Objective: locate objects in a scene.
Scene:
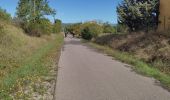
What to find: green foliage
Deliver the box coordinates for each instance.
[103,22,116,33]
[16,0,30,21]
[26,18,53,36]
[81,27,93,40]
[65,23,82,37]
[0,8,11,21]
[26,22,41,36]
[65,22,103,40]
[116,24,129,33]
[81,22,103,40]
[16,0,55,22]
[53,19,62,33]
[16,0,56,36]
[39,18,53,35]
[117,0,159,31]
[72,23,82,36]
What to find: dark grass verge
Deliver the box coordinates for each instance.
[0,34,64,99]
[86,41,170,91]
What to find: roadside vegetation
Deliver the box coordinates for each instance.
[91,32,170,90]
[0,0,63,99]
[88,41,170,88]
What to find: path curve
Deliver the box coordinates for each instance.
[55,37,170,100]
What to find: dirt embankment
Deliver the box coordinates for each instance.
[95,32,170,73]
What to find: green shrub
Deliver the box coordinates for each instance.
[65,23,82,37]
[103,23,116,33]
[12,17,27,30]
[81,27,93,40]
[26,18,53,36]
[26,22,41,37]
[39,18,53,35]
[81,22,103,40]
[53,19,62,33]
[117,24,129,33]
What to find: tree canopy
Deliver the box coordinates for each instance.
[16,0,56,36]
[16,0,56,22]
[117,0,159,31]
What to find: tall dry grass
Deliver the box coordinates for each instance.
[0,20,53,78]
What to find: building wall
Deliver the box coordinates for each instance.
[158,0,170,31]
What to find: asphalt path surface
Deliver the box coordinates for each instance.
[55,37,170,100]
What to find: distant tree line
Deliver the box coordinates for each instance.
[117,0,159,32]
[65,22,116,40]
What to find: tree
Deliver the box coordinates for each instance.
[117,0,159,31]
[81,22,103,39]
[16,0,55,22]
[16,0,30,21]
[16,0,56,36]
[53,19,62,33]
[81,27,93,40]
[64,23,82,37]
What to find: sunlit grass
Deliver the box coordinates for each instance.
[0,21,64,99]
[0,34,63,99]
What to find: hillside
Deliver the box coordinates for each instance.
[95,32,170,74]
[0,21,46,74]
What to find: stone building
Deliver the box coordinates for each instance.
[158,0,170,31]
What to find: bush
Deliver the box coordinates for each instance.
[117,24,129,33]
[103,23,116,33]
[26,18,53,36]
[39,18,53,35]
[65,23,82,37]
[27,22,42,37]
[81,27,93,40]
[12,17,27,29]
[53,19,62,33]
[81,22,103,40]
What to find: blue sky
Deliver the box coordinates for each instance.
[0,0,121,24]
